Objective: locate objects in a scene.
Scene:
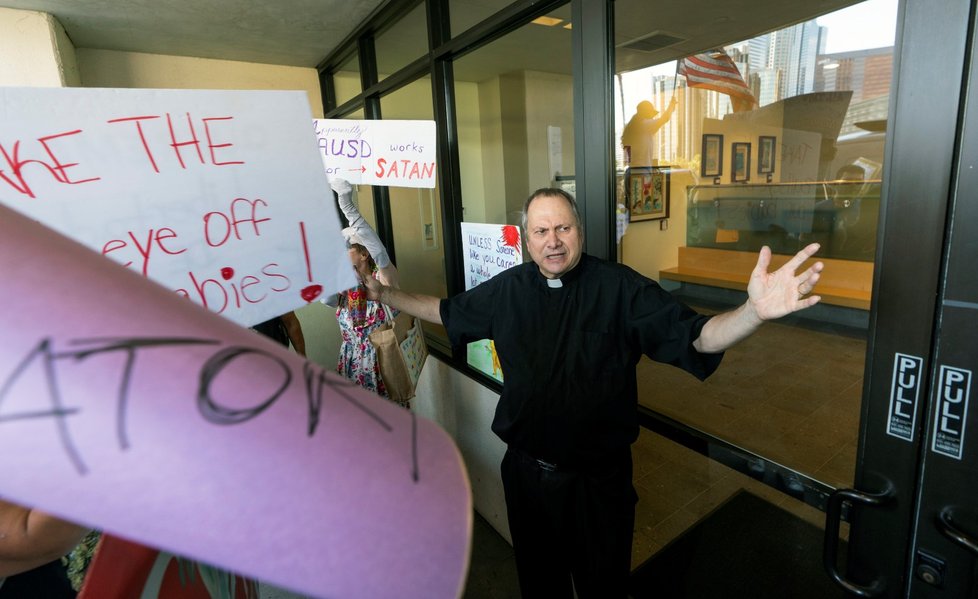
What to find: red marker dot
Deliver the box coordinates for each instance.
[220,267,235,280]
[301,284,323,302]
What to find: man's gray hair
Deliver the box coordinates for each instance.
[520,188,584,235]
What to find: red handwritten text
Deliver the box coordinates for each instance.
[107,113,245,173]
[374,158,435,180]
[203,198,271,247]
[102,227,187,277]
[176,263,291,314]
[0,130,101,198]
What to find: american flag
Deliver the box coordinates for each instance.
[678,49,757,112]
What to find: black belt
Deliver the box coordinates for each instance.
[509,447,560,472]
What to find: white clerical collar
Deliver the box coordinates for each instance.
[547,278,563,288]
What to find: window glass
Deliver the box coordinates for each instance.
[333,54,362,107]
[375,2,429,78]
[378,79,448,347]
[613,0,896,566]
[449,0,517,36]
[453,6,572,381]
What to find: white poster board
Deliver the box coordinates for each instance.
[0,87,353,327]
[314,118,437,188]
[460,222,522,382]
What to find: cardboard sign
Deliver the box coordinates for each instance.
[313,119,437,188]
[0,87,354,327]
[0,204,472,599]
[460,222,522,383]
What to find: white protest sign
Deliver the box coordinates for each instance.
[0,87,354,327]
[460,222,522,383]
[314,118,437,188]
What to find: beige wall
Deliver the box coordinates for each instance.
[621,169,695,280]
[0,7,78,86]
[475,70,575,227]
[76,48,324,117]
[476,76,507,224]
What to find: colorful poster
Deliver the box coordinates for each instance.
[460,222,522,383]
[0,87,353,327]
[0,204,471,599]
[313,119,437,188]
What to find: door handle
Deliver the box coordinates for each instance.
[937,507,978,556]
[823,486,893,597]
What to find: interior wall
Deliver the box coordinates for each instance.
[76,48,325,117]
[621,168,694,280]
[499,73,530,224]
[456,81,489,223]
[412,356,509,542]
[524,70,574,191]
[477,76,508,224]
[0,8,76,86]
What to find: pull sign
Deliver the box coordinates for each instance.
[887,353,923,442]
[931,365,972,460]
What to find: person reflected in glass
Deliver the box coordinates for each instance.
[621,97,678,168]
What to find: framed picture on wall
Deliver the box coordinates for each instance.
[626,166,670,221]
[758,135,776,174]
[701,134,723,178]
[732,142,751,182]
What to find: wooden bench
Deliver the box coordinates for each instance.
[659,247,873,310]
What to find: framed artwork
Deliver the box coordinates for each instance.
[758,135,776,174]
[701,134,723,178]
[626,166,670,221]
[732,142,751,183]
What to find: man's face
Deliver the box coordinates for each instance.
[525,194,582,279]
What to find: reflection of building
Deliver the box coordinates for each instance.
[816,47,893,136]
[744,21,826,104]
[816,47,893,101]
[749,68,782,106]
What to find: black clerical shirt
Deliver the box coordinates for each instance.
[440,253,722,469]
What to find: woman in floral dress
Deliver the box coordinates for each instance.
[329,178,405,407]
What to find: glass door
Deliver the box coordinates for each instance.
[609,0,974,596]
[831,0,978,595]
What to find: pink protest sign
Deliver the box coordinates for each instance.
[0,204,472,598]
[0,87,355,327]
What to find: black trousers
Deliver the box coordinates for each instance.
[501,446,637,599]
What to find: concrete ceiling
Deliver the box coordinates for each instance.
[0,0,386,67]
[0,0,862,77]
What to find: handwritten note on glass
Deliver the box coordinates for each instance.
[460,222,522,383]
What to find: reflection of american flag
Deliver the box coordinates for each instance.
[679,49,757,112]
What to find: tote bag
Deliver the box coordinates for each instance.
[368,306,428,403]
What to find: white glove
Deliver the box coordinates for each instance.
[331,177,391,269]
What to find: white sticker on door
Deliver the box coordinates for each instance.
[887,353,923,442]
[932,365,972,460]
